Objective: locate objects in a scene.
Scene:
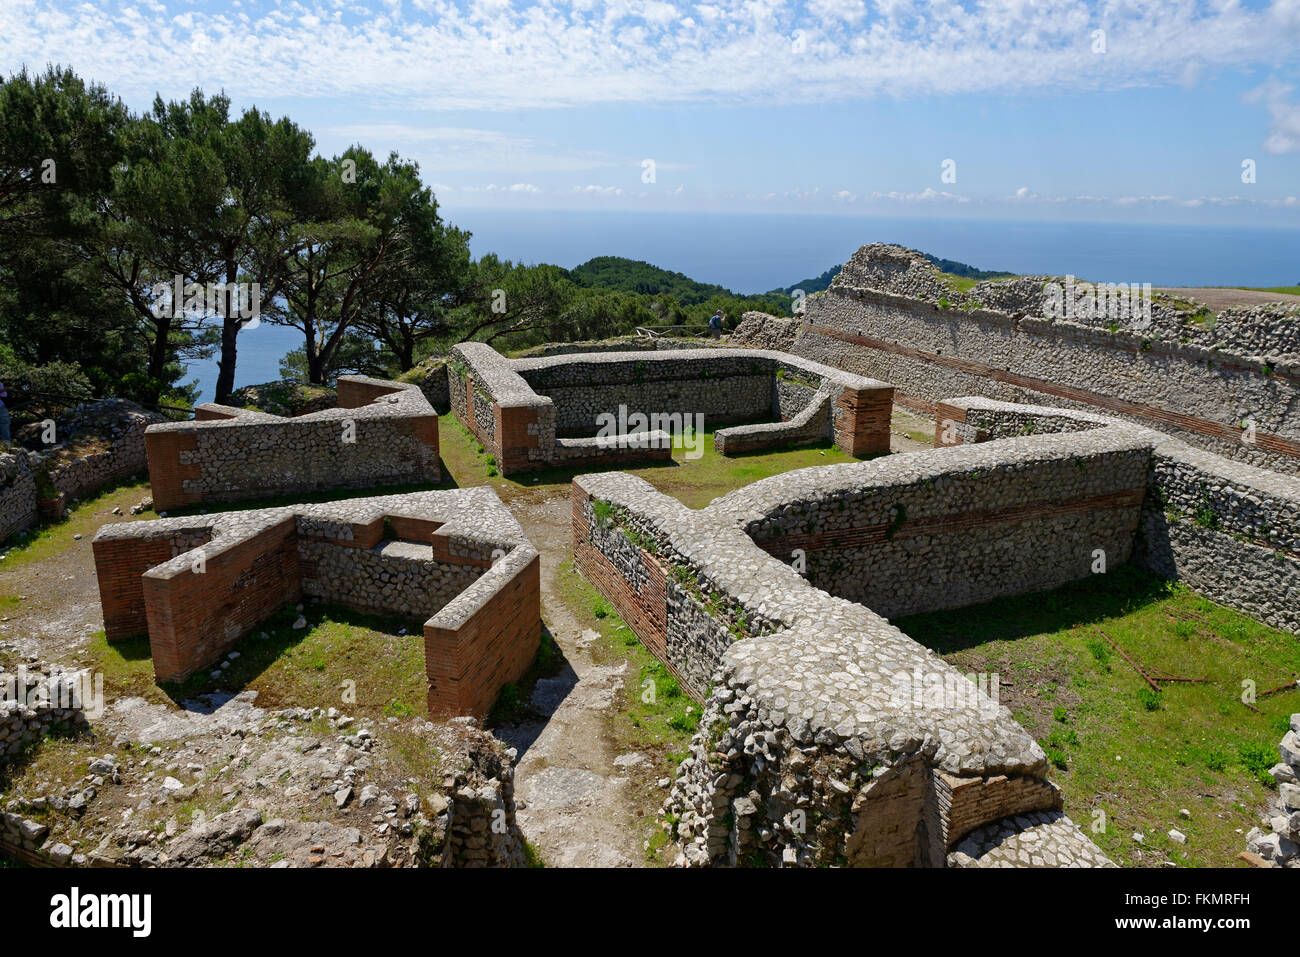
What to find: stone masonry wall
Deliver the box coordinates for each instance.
[1,665,91,761]
[733,243,1300,474]
[93,488,540,716]
[720,429,1149,618]
[938,396,1300,637]
[1,400,160,542]
[145,376,440,510]
[571,469,1107,868]
[452,341,893,473]
[514,352,774,435]
[0,450,37,542]
[299,538,484,620]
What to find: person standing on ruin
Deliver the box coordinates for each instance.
[708,310,726,339]
[0,380,9,444]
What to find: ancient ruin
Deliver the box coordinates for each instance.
[448,341,893,473]
[571,339,1300,866]
[92,488,540,717]
[5,241,1299,870]
[734,244,1300,474]
[144,375,440,510]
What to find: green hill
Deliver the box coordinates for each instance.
[771,266,841,297]
[566,256,736,305]
[922,254,1016,280]
[564,250,1015,315]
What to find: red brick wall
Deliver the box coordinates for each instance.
[835,383,894,456]
[401,414,441,480]
[144,431,202,510]
[194,406,241,421]
[497,405,543,475]
[143,518,302,683]
[337,378,401,409]
[570,483,713,699]
[94,536,178,641]
[387,516,442,542]
[571,485,669,660]
[932,401,986,447]
[424,554,541,718]
[845,758,931,866]
[934,771,1061,848]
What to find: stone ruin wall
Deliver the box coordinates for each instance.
[0,664,95,867]
[571,455,1123,868]
[0,450,37,541]
[450,341,893,475]
[572,404,1300,866]
[732,243,1300,475]
[0,399,161,541]
[718,429,1148,620]
[513,351,775,435]
[939,397,1300,637]
[91,489,541,719]
[144,375,440,511]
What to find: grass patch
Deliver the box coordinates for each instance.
[437,415,867,511]
[88,605,429,720]
[0,477,151,566]
[896,564,1300,868]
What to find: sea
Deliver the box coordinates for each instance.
[185,212,1300,403]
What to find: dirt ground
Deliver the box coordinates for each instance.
[1156,287,1300,311]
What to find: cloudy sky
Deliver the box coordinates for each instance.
[2,0,1299,224]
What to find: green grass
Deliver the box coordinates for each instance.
[89,604,429,718]
[0,477,151,565]
[437,414,868,510]
[935,272,981,294]
[896,564,1300,868]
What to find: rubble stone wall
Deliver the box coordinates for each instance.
[0,450,36,541]
[145,376,440,510]
[731,243,1300,473]
[939,396,1300,637]
[452,342,893,474]
[571,463,1112,868]
[1,400,161,542]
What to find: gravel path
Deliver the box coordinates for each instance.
[494,496,646,868]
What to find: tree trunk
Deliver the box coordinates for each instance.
[397,328,414,371]
[214,258,241,405]
[145,314,172,404]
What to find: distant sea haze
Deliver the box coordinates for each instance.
[186,212,1300,403]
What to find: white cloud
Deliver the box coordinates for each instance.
[319,123,632,173]
[1245,79,1300,154]
[1,0,1297,111]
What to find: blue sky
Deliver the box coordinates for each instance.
[2,0,1299,225]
